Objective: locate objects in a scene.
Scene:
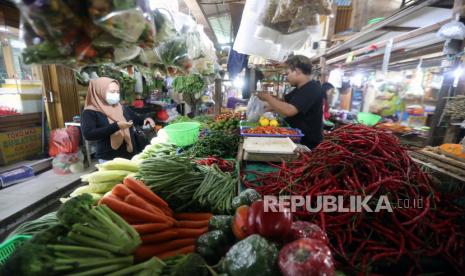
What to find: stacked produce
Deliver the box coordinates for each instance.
[138,156,205,211]
[99,177,210,261]
[132,141,178,162]
[244,124,465,274]
[186,131,240,158]
[207,113,241,132]
[194,157,236,173]
[138,155,239,214]
[243,126,299,135]
[1,194,166,275]
[62,158,138,203]
[194,165,238,214]
[194,190,336,276]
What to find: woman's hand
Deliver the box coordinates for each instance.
[118,120,133,129]
[144,117,156,128]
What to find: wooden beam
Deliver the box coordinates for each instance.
[214,78,222,116]
[1,43,16,78]
[183,0,218,46]
[229,3,244,38]
[326,19,451,65]
[380,26,419,32]
[350,0,369,32]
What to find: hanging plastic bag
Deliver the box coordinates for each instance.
[87,0,156,46]
[53,151,84,175]
[49,127,81,157]
[153,9,177,45]
[437,20,465,40]
[155,36,192,71]
[246,95,267,122]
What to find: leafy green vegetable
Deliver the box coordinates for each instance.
[172,74,205,95]
[1,194,143,275]
[185,131,240,158]
[7,212,59,239]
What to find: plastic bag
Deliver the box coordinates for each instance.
[437,21,465,40]
[14,0,153,66]
[246,95,267,122]
[258,0,330,34]
[49,127,81,157]
[153,9,177,45]
[155,36,191,71]
[53,151,84,175]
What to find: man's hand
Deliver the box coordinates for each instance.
[256,92,272,102]
[144,117,156,128]
[117,120,133,129]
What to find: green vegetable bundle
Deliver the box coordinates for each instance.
[7,212,58,239]
[186,131,240,158]
[194,166,238,214]
[172,74,205,95]
[138,156,205,211]
[1,194,149,275]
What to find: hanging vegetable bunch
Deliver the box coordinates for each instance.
[172,74,205,95]
[172,74,206,106]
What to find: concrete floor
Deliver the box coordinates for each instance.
[0,164,96,239]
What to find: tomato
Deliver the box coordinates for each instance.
[232,205,250,240]
[279,238,335,276]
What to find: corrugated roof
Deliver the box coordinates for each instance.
[209,15,232,44]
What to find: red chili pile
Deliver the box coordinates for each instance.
[194,157,235,172]
[244,124,464,274]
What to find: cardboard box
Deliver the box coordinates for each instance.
[0,127,42,165]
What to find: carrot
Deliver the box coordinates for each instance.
[156,245,195,259]
[141,230,178,243]
[174,213,213,221]
[131,223,173,234]
[112,184,134,200]
[120,215,144,224]
[174,220,209,228]
[124,194,167,218]
[159,205,174,217]
[100,196,166,223]
[123,177,169,208]
[174,227,208,239]
[134,239,195,261]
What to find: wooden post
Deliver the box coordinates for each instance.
[214,78,222,116]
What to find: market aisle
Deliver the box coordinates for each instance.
[0,164,96,238]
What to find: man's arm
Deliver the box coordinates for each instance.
[257,92,298,117]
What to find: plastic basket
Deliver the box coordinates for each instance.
[0,235,32,265]
[357,112,382,126]
[163,122,201,147]
[240,127,304,143]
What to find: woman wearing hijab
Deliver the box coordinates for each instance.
[81,77,155,162]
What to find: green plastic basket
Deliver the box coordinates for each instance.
[357,112,382,126]
[164,122,201,147]
[0,235,32,265]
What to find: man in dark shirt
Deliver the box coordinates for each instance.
[257,55,323,148]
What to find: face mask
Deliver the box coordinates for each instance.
[106,93,120,105]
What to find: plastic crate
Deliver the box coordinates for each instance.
[0,235,32,265]
[240,127,304,143]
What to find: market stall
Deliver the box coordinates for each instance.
[1,0,465,275]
